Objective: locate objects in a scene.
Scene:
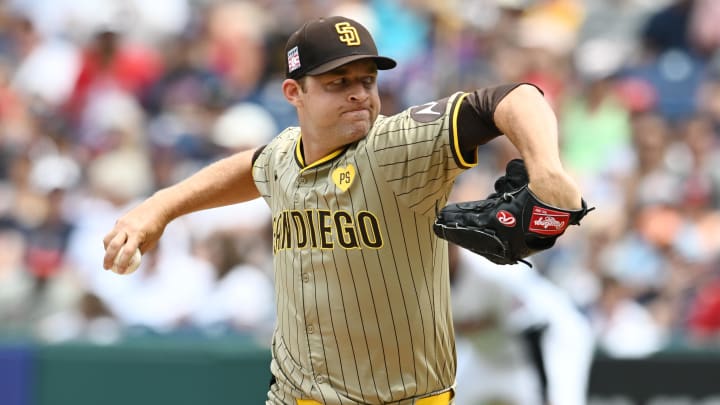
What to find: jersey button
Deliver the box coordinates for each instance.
[307,325,314,334]
[302,273,310,283]
[316,375,326,384]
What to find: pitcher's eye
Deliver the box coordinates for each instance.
[362,76,376,88]
[326,78,346,90]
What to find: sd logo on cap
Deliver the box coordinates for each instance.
[284,16,396,80]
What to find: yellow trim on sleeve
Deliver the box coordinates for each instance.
[451,92,478,169]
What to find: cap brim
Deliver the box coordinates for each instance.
[306,54,397,76]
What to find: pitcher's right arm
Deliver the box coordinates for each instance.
[102,147,261,270]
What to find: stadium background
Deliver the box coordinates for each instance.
[1,0,720,403]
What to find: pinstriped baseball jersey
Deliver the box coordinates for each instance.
[253,91,476,405]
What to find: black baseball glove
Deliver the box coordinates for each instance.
[433,159,592,265]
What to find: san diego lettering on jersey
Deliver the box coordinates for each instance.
[272,209,384,253]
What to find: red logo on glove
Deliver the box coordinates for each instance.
[496,210,516,227]
[529,206,569,235]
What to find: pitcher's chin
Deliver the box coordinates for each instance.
[341,121,372,141]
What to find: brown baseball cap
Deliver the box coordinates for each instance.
[285,16,397,79]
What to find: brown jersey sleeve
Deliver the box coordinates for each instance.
[456,83,544,161]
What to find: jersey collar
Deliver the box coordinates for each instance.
[295,135,350,173]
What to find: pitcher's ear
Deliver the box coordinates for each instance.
[282,78,305,107]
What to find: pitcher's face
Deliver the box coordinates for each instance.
[295,59,381,143]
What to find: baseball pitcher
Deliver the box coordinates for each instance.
[103,16,586,405]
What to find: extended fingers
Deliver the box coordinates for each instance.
[102,230,128,270]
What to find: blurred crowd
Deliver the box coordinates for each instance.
[1,0,720,357]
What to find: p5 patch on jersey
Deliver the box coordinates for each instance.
[332,164,355,192]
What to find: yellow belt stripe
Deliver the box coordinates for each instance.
[297,391,451,405]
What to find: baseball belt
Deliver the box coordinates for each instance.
[297,390,452,404]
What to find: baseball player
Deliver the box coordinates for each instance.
[103,16,583,405]
[450,244,595,405]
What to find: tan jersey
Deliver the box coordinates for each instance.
[253,91,476,405]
